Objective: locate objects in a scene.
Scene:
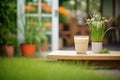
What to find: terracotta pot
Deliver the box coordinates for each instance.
[5,45,14,57]
[41,42,48,51]
[21,44,36,57]
[0,45,14,57]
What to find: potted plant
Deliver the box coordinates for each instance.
[0,25,16,57]
[20,16,41,57]
[87,14,113,53]
[0,27,7,56]
[40,32,48,51]
[5,28,16,57]
[21,4,44,57]
[0,0,16,57]
[39,22,52,51]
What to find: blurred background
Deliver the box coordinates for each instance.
[0,0,120,56]
[58,0,120,51]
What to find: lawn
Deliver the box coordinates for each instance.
[0,57,119,80]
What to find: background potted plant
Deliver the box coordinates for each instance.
[21,4,47,57]
[39,22,49,51]
[40,32,48,51]
[4,28,15,57]
[87,14,113,53]
[0,0,16,57]
[20,16,41,57]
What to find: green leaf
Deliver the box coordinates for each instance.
[100,49,110,54]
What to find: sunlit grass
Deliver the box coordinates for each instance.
[0,57,118,80]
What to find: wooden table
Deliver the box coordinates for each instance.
[47,50,120,66]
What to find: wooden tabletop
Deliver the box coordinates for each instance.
[47,50,120,60]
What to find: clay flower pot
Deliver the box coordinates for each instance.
[21,44,36,57]
[5,45,14,57]
[41,42,48,51]
[0,45,14,57]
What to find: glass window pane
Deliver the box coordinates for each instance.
[25,0,39,14]
[24,0,53,52]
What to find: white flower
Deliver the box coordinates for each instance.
[87,19,90,22]
[104,20,109,22]
[91,18,95,21]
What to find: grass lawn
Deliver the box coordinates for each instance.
[0,57,119,80]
